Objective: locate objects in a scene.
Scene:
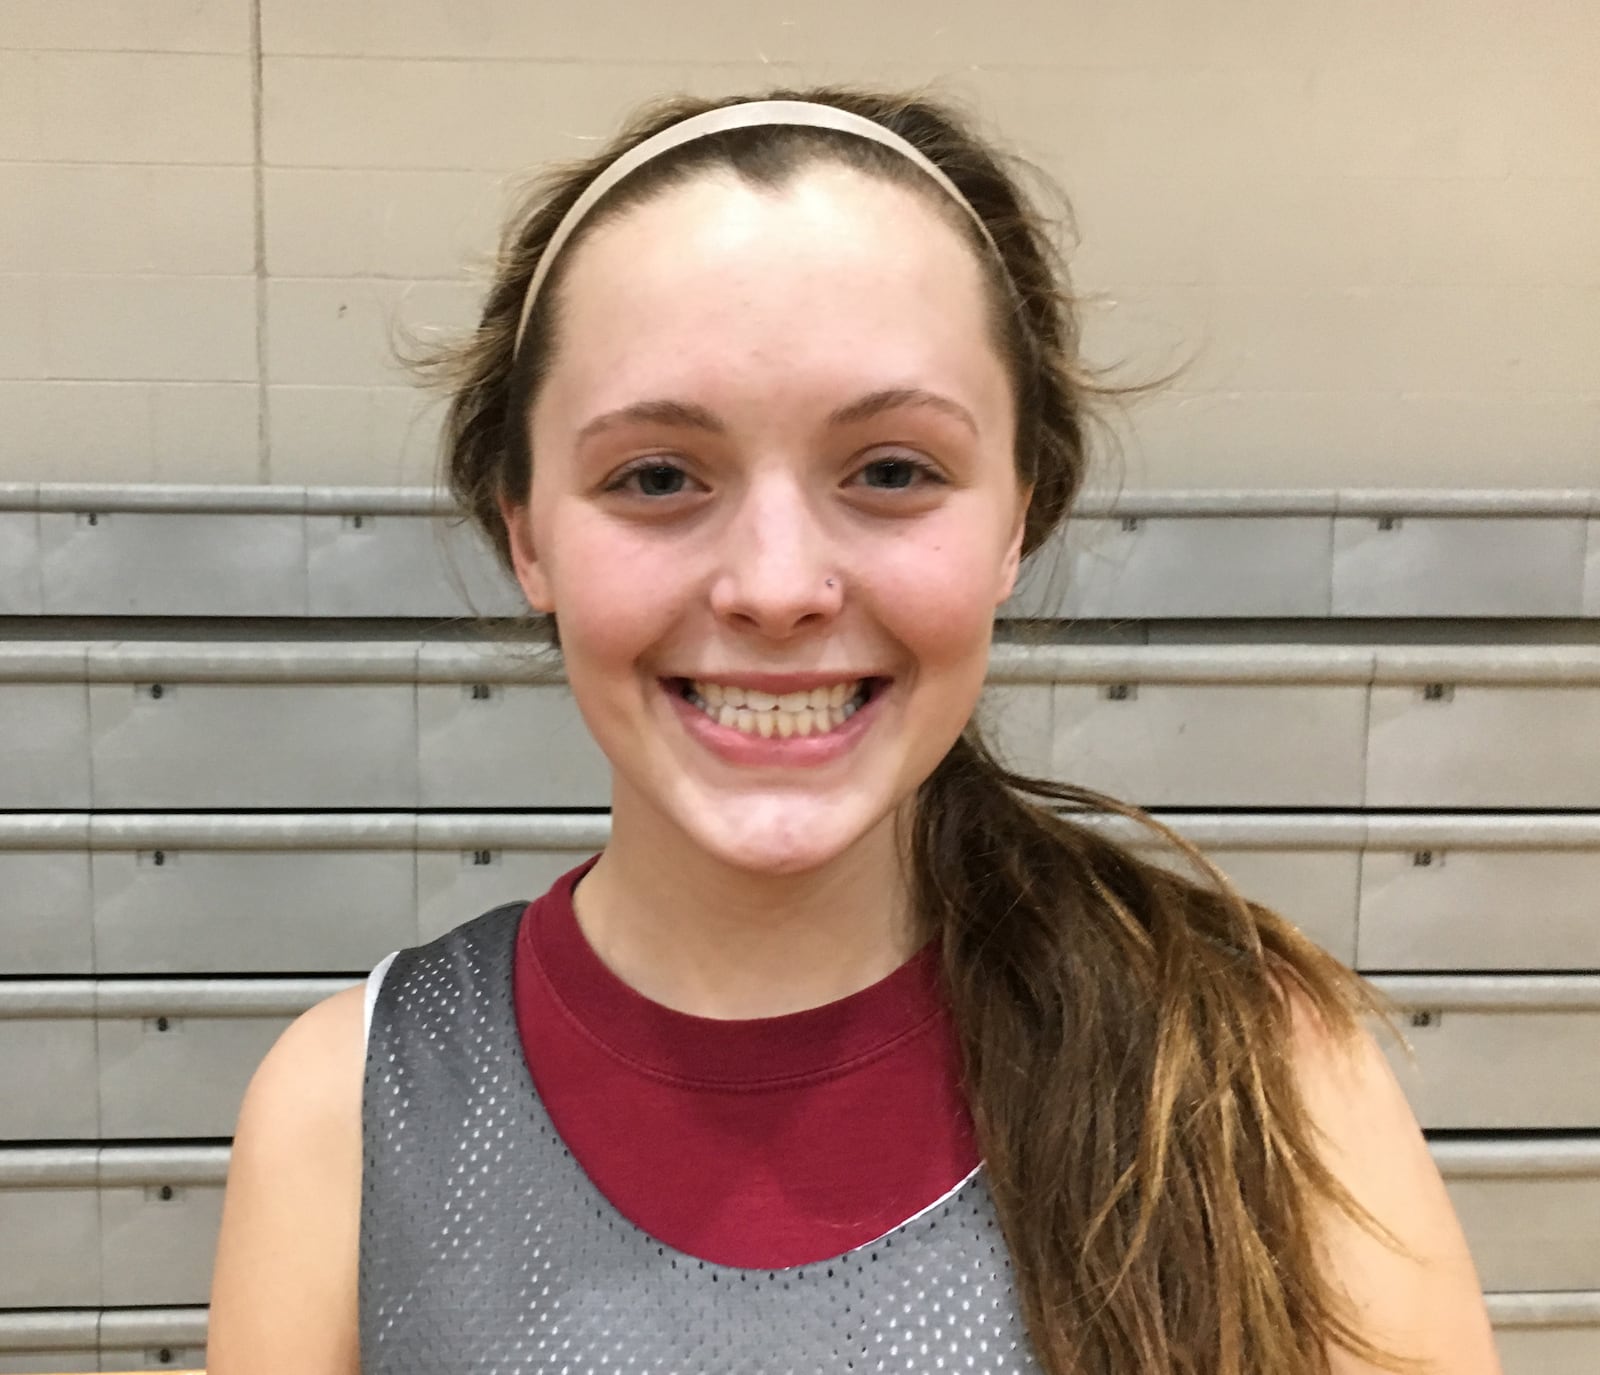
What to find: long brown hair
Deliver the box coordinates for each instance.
[418,86,1427,1375]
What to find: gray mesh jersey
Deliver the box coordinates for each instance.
[361,899,1043,1374]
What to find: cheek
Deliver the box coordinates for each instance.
[535,504,688,691]
[544,561,674,761]
[865,512,1011,667]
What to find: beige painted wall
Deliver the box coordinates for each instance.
[2,0,1596,490]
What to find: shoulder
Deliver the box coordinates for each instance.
[207,985,366,1375]
[231,983,368,1157]
[1277,982,1503,1373]
[250,981,368,1107]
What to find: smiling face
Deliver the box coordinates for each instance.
[500,162,1028,877]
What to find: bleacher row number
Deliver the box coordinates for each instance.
[131,847,507,868]
[130,681,519,701]
[117,682,1458,709]
[1091,683,1455,704]
[100,845,1435,876]
[59,512,1409,534]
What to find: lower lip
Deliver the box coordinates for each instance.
[664,681,887,768]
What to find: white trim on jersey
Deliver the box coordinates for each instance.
[363,950,399,1051]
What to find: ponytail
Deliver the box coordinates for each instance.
[912,731,1427,1373]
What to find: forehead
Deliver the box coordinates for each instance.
[538,164,1007,409]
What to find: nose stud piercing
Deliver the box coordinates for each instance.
[825,578,837,589]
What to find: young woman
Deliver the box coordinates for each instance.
[208,89,1502,1374]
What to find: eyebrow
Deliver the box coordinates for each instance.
[576,398,725,446]
[827,387,979,436]
[574,387,979,446]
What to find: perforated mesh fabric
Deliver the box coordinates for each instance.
[361,901,1042,1373]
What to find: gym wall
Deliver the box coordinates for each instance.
[1,0,1596,491]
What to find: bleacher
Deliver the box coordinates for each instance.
[2,482,1597,1372]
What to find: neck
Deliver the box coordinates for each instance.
[575,794,921,1020]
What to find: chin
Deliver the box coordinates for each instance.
[684,804,881,879]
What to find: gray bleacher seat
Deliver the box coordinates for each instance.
[1,484,1596,1373]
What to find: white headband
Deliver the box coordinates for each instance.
[511,98,1002,357]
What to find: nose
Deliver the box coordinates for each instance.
[708,476,844,637]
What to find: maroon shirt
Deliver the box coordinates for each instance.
[512,858,982,1267]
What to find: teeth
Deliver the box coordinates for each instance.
[684,678,872,738]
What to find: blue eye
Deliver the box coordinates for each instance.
[858,456,940,490]
[609,461,689,497]
[635,464,685,496]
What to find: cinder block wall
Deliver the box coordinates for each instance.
[2,0,1596,490]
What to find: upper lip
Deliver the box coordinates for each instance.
[669,672,886,692]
